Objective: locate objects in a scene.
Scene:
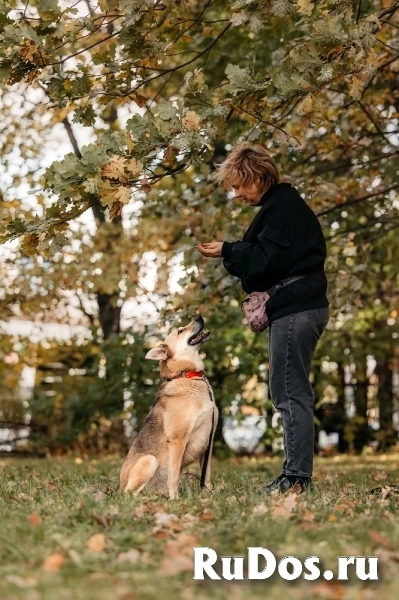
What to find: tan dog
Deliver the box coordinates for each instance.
[120,316,218,499]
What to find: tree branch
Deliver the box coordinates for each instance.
[316,184,399,217]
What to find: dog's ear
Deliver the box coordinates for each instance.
[145,343,171,361]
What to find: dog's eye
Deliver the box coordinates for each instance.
[177,329,184,335]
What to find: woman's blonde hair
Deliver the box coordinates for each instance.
[214,142,280,189]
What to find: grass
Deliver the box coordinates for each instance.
[0,453,398,600]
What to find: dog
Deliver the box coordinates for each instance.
[120,316,218,499]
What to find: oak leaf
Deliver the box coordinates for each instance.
[271,492,298,519]
[125,158,143,177]
[101,156,126,180]
[182,111,200,131]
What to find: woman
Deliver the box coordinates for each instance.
[196,143,329,494]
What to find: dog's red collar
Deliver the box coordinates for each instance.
[167,370,205,381]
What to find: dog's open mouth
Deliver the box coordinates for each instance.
[188,328,210,346]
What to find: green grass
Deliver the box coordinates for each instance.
[0,453,398,600]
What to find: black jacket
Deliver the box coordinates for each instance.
[221,182,329,323]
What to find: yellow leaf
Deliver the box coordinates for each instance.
[87,533,106,553]
[101,156,126,180]
[42,553,65,571]
[125,158,143,177]
[297,0,314,16]
[182,111,200,131]
[98,179,116,207]
[298,94,314,115]
[349,75,363,100]
[115,186,131,205]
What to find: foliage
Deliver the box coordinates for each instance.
[0,0,398,249]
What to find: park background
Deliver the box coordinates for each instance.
[0,1,399,599]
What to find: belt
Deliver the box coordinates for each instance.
[267,274,307,297]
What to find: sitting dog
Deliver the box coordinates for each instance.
[120,316,218,499]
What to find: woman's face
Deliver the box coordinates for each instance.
[231,178,269,206]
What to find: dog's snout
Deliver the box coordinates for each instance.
[194,316,204,326]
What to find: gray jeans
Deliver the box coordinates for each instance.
[268,307,329,477]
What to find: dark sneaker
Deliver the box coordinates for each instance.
[261,474,285,494]
[262,475,312,495]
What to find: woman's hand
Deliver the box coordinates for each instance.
[196,242,224,258]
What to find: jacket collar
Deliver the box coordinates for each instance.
[257,182,292,207]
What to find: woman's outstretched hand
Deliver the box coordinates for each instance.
[196,242,224,258]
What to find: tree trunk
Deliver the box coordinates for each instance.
[375,353,396,450]
[353,358,370,452]
[62,116,123,340]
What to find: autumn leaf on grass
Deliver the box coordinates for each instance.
[28,512,40,526]
[271,492,298,519]
[159,533,199,576]
[132,502,159,519]
[87,533,107,553]
[91,512,111,528]
[182,111,200,131]
[252,503,269,515]
[313,581,345,599]
[367,530,396,550]
[42,552,65,572]
[117,549,140,564]
[153,511,182,535]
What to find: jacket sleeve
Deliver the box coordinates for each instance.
[222,226,294,280]
[221,242,240,278]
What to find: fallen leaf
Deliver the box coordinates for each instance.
[367,530,396,550]
[301,508,315,523]
[271,492,298,519]
[68,549,82,564]
[5,575,37,588]
[87,533,107,553]
[42,552,65,572]
[252,503,269,515]
[312,581,345,599]
[368,485,399,499]
[29,513,40,526]
[117,549,140,564]
[201,509,214,521]
[154,531,169,540]
[159,533,199,576]
[154,512,179,526]
[91,512,111,528]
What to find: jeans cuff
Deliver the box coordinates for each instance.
[283,471,312,478]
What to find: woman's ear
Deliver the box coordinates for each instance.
[145,344,171,361]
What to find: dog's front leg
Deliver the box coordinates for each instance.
[167,438,188,499]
